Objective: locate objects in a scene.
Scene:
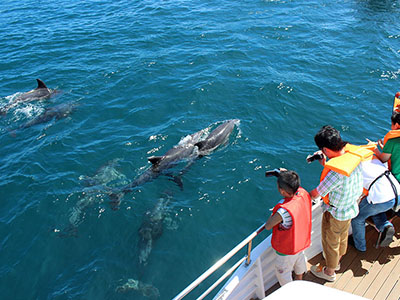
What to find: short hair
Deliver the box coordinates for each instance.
[314,125,347,151]
[278,170,300,195]
[391,111,400,126]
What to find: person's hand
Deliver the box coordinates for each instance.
[366,138,377,146]
[378,139,384,149]
[314,150,326,166]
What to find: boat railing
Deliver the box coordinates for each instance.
[172,224,266,300]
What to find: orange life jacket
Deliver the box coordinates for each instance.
[271,187,312,255]
[383,130,400,145]
[319,144,376,205]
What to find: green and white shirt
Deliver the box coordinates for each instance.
[317,165,363,221]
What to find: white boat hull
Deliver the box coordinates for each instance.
[214,201,325,300]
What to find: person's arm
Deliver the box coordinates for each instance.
[368,138,392,163]
[374,147,392,163]
[310,188,321,201]
[265,212,283,230]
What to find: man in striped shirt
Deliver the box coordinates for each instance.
[309,125,363,282]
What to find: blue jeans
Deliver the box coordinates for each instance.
[351,197,395,251]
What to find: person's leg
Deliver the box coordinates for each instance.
[320,211,329,267]
[351,197,372,252]
[338,219,351,257]
[311,212,337,281]
[274,252,293,286]
[370,199,395,232]
[293,252,307,280]
[369,199,395,247]
[324,212,343,274]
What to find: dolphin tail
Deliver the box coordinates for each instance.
[168,175,184,190]
[36,79,47,89]
[109,192,123,210]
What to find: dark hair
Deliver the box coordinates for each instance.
[314,125,347,151]
[277,170,300,195]
[391,111,400,126]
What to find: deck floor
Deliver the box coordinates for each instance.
[265,216,400,300]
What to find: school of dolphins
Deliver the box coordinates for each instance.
[1,79,241,299]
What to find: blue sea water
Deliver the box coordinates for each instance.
[0,0,399,299]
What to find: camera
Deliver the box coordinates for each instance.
[265,168,281,178]
[306,152,324,163]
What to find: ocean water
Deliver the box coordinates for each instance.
[0,0,399,299]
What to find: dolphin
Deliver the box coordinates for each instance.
[138,195,171,266]
[19,102,77,129]
[60,159,128,236]
[109,129,207,207]
[116,278,160,299]
[0,79,59,115]
[195,119,240,155]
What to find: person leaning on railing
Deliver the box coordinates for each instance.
[350,157,399,252]
[264,169,312,286]
[309,125,363,282]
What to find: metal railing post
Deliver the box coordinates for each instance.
[245,240,252,266]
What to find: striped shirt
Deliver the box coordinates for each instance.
[276,199,293,229]
[317,164,363,221]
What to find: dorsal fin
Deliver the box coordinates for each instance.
[36,79,47,89]
[148,156,163,165]
[195,141,206,150]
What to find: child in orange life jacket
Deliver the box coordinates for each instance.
[264,169,312,286]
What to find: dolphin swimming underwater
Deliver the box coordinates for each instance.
[109,128,207,207]
[195,119,240,155]
[138,194,171,266]
[116,278,160,299]
[60,159,128,236]
[0,79,59,115]
[19,102,77,129]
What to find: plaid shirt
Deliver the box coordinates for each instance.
[317,165,363,221]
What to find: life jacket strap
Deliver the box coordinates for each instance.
[367,170,399,211]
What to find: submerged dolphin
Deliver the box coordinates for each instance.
[0,79,59,115]
[116,278,160,299]
[195,119,240,155]
[19,102,77,129]
[138,195,171,266]
[60,159,128,236]
[109,129,207,206]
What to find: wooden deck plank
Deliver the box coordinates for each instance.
[363,242,400,299]
[386,278,400,300]
[353,229,400,298]
[341,226,384,294]
[374,255,400,300]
